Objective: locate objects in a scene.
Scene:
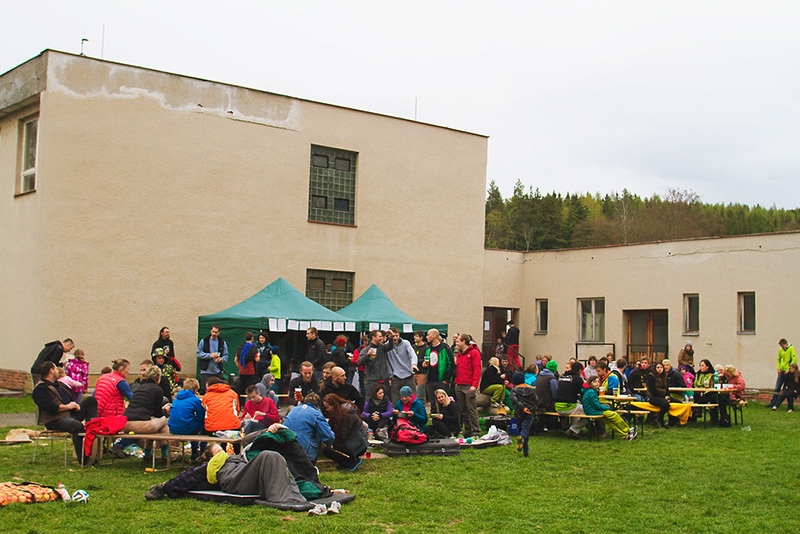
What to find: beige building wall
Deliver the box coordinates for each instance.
[506,233,800,389]
[1,51,487,379]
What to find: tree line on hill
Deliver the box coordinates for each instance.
[485,180,800,251]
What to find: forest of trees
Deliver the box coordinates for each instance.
[485,180,800,251]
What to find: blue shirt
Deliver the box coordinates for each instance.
[196,337,228,375]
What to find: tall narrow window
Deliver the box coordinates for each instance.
[579,298,605,342]
[738,292,756,334]
[535,299,548,334]
[308,145,356,226]
[683,294,699,334]
[18,116,38,194]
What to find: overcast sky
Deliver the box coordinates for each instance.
[3,1,799,208]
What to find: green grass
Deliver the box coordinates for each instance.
[0,396,35,413]
[0,399,796,533]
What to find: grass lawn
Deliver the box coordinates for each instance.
[0,399,796,534]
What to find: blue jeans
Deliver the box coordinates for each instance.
[518,413,533,453]
[769,372,787,407]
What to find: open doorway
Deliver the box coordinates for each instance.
[625,310,668,363]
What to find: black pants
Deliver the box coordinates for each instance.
[648,396,670,425]
[45,396,98,461]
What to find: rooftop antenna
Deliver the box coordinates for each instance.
[80,38,89,56]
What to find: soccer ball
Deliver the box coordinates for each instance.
[71,490,89,503]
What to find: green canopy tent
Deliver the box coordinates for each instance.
[197,278,357,377]
[337,284,448,334]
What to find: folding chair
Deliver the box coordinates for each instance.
[31,407,70,466]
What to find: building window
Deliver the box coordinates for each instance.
[18,115,38,194]
[738,292,756,334]
[306,269,354,311]
[683,294,699,334]
[535,299,548,334]
[579,298,605,342]
[308,145,356,226]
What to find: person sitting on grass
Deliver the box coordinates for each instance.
[773,363,800,412]
[168,378,206,463]
[582,376,637,441]
[392,385,428,431]
[361,383,393,440]
[510,372,538,456]
[283,392,334,464]
[322,393,368,471]
[480,357,506,408]
[241,385,280,435]
[427,388,461,439]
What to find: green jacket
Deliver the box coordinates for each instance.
[778,344,797,372]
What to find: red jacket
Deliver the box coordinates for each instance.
[455,343,482,388]
[202,383,241,432]
[95,371,126,417]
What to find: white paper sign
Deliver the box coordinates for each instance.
[380,323,390,330]
[320,321,332,331]
[333,322,344,331]
[403,323,413,333]
[484,321,491,331]
[287,320,299,331]
[269,318,278,331]
[276,318,287,332]
[345,322,356,331]
[311,321,322,329]
[369,322,379,330]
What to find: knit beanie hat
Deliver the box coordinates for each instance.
[511,372,525,385]
[399,386,413,397]
[546,360,558,372]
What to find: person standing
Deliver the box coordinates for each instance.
[768,339,797,409]
[386,327,418,403]
[196,325,228,394]
[152,327,181,372]
[357,330,393,398]
[423,329,454,403]
[30,338,74,383]
[305,327,327,381]
[453,334,482,438]
[505,320,521,370]
[412,331,429,402]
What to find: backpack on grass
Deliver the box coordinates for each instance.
[389,418,427,445]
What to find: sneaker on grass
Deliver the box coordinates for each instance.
[626,428,637,441]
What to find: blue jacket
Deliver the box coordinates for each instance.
[283,402,335,463]
[581,388,611,416]
[168,389,204,435]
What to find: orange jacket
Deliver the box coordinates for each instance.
[202,383,241,432]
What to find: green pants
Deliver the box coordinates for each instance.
[602,410,630,438]
[482,384,505,404]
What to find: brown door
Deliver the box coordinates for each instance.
[626,310,668,363]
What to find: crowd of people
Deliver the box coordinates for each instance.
[30,328,794,476]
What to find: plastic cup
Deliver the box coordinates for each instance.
[294,388,302,402]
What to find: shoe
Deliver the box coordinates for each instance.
[597,433,607,439]
[565,429,580,440]
[516,435,523,451]
[144,484,166,501]
[626,428,638,441]
[788,410,794,413]
[522,448,528,457]
[719,420,731,428]
[327,501,341,514]
[350,459,363,472]
[111,445,127,459]
[307,503,327,516]
[772,406,777,411]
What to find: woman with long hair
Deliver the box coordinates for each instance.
[646,361,671,428]
[774,363,800,412]
[427,388,460,438]
[322,393,368,471]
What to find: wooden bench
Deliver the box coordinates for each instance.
[81,432,241,470]
[689,403,719,429]
[538,411,604,440]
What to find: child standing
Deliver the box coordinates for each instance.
[63,349,89,402]
[509,372,538,457]
[582,376,637,441]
